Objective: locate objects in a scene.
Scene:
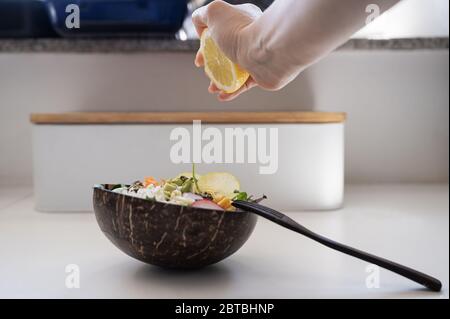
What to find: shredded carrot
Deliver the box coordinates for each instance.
[217,197,232,210]
[213,194,224,204]
[143,176,158,187]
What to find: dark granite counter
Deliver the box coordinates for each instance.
[0,37,448,53]
[0,38,199,53]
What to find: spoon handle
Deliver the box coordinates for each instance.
[232,200,442,292]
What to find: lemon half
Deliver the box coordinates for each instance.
[200,29,250,94]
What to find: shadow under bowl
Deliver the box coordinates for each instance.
[93,184,258,269]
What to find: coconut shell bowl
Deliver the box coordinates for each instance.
[93,184,257,269]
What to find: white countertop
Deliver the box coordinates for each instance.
[0,184,448,299]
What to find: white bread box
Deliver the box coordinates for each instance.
[31,112,345,212]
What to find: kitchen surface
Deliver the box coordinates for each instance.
[0,184,448,298]
[0,0,449,302]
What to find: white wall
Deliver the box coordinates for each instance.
[0,49,448,185]
[183,0,450,40]
[354,0,449,38]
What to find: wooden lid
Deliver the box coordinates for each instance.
[30,112,346,124]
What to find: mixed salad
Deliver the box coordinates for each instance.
[112,166,258,211]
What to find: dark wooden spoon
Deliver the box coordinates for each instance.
[232,200,442,292]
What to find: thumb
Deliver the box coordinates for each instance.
[193,1,256,63]
[192,1,235,37]
[191,4,209,38]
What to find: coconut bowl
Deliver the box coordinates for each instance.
[93,184,257,269]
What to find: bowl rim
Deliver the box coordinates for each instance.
[93,183,247,214]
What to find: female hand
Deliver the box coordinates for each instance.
[193,0,401,102]
[192,0,263,101]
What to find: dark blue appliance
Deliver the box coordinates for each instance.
[0,0,57,38]
[44,0,188,37]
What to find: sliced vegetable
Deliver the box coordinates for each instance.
[213,194,224,203]
[175,172,201,180]
[192,199,224,211]
[143,176,158,187]
[183,192,204,201]
[163,182,177,199]
[197,172,240,199]
[233,191,249,201]
[163,182,177,193]
[116,167,254,211]
[217,197,232,210]
[170,176,186,186]
[171,195,195,206]
[180,178,193,193]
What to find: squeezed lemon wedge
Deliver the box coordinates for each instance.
[200,29,250,94]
